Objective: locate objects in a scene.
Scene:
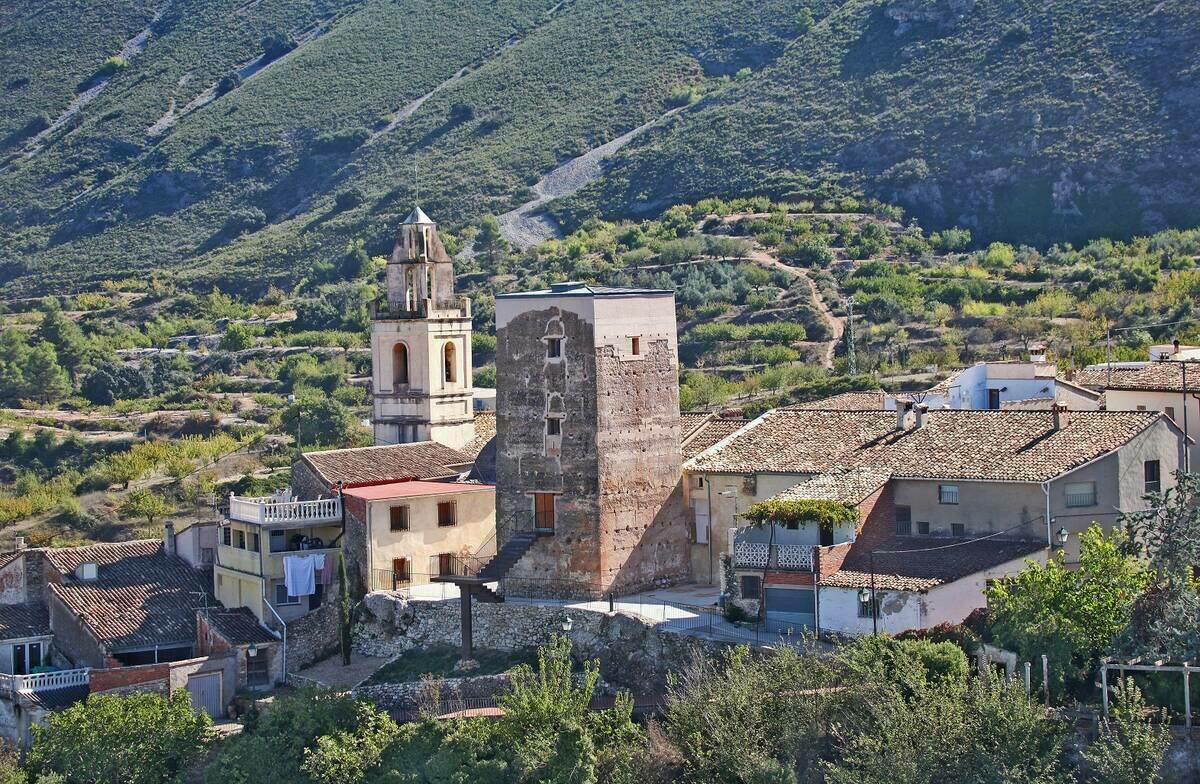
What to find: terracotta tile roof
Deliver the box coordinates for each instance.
[204,608,278,645]
[820,536,1045,592]
[46,540,208,652]
[1073,363,1192,392]
[462,412,496,460]
[0,603,50,640]
[680,413,713,438]
[789,391,888,410]
[689,409,1168,483]
[0,551,24,572]
[682,417,750,460]
[686,410,896,474]
[773,467,892,506]
[301,441,472,486]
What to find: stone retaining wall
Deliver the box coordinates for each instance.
[354,592,720,692]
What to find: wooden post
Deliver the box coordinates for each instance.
[459,587,474,661]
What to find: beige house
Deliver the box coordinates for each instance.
[686,402,1186,580]
[343,481,496,592]
[214,491,343,625]
[1074,362,1199,470]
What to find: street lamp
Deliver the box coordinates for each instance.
[561,616,573,634]
[1055,527,1069,548]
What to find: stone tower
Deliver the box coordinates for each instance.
[493,282,689,597]
[370,207,474,449]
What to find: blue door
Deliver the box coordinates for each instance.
[764,587,815,631]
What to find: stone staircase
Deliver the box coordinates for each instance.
[476,530,539,583]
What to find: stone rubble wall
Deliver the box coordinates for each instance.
[354,591,721,693]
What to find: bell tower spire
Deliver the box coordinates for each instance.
[371,208,475,449]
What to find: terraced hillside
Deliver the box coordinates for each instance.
[1,0,1198,295]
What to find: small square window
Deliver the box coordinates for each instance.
[437,501,456,527]
[390,505,410,532]
[1165,406,1176,421]
[1064,481,1097,508]
[274,584,299,606]
[938,485,959,504]
[546,337,562,359]
[546,417,561,436]
[631,336,641,356]
[951,523,965,537]
[917,521,930,535]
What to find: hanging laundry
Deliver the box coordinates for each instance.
[320,552,336,585]
[283,554,319,597]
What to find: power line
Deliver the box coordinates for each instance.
[872,515,1045,555]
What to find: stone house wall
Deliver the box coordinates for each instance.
[286,599,340,673]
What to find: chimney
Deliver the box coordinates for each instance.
[914,403,928,429]
[163,521,177,556]
[1052,403,1069,430]
[13,537,25,551]
[895,400,913,431]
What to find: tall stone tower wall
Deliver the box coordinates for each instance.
[494,287,689,597]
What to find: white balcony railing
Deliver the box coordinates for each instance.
[733,542,816,572]
[776,544,815,571]
[229,493,341,526]
[734,542,770,569]
[0,668,90,693]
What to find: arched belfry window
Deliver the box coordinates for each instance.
[405,269,416,311]
[443,342,457,384]
[393,343,409,387]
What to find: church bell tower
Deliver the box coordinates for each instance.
[370,207,474,450]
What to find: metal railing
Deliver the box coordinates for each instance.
[430,511,540,581]
[229,493,341,525]
[733,542,815,571]
[0,668,90,693]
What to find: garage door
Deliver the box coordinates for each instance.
[187,672,223,718]
[764,587,815,630]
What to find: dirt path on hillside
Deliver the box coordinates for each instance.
[498,106,686,248]
[721,244,845,370]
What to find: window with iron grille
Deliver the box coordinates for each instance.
[938,485,959,504]
[951,523,965,537]
[858,593,880,618]
[917,521,930,535]
[895,505,912,536]
[1064,481,1097,508]
[546,417,561,436]
[437,501,456,527]
[274,584,300,606]
[390,505,410,531]
[546,337,562,359]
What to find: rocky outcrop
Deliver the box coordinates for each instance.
[355,592,716,693]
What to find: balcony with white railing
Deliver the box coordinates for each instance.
[229,491,341,527]
[0,668,90,694]
[733,541,815,572]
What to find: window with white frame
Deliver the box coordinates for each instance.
[1144,460,1161,493]
[938,484,959,504]
[274,584,300,606]
[1064,481,1097,508]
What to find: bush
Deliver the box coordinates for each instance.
[93,56,128,80]
[29,691,212,784]
[216,72,242,96]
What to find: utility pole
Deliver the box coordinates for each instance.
[1106,326,1112,386]
[845,296,857,375]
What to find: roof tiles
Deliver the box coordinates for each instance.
[689,409,1166,483]
[302,441,471,486]
[820,536,1045,591]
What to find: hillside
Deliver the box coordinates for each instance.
[1,0,1198,295]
